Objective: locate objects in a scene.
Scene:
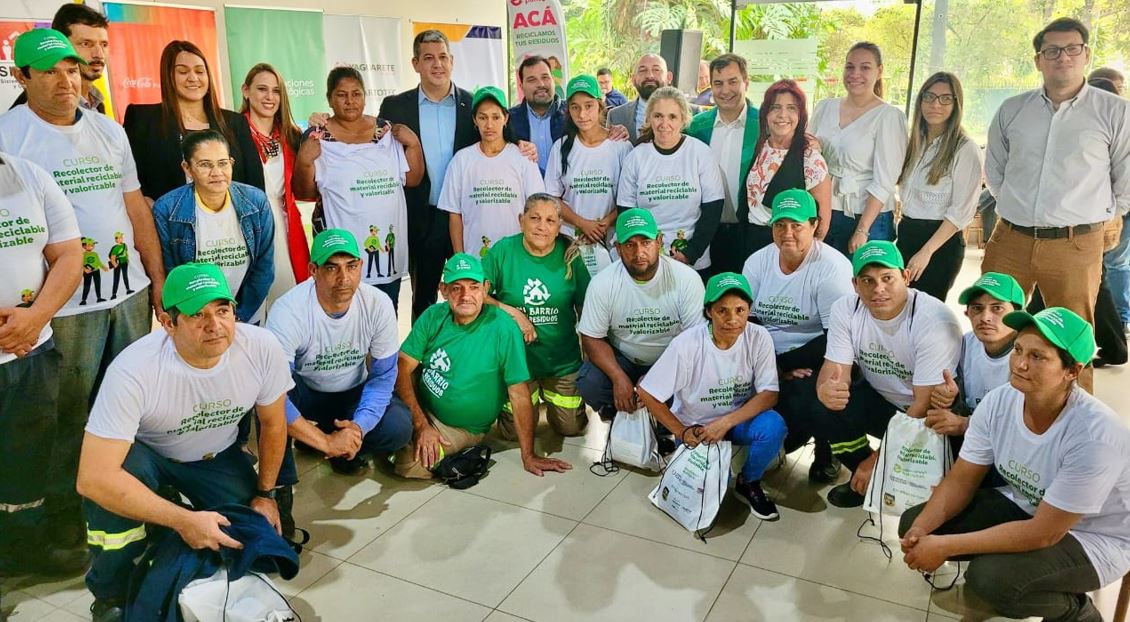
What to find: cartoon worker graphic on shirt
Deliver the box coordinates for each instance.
[108,231,134,300]
[479,235,492,259]
[364,225,383,278]
[384,224,397,274]
[17,289,35,308]
[669,229,688,257]
[81,237,108,306]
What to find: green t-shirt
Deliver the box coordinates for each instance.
[483,234,591,378]
[401,302,530,433]
[109,243,129,265]
[364,234,381,252]
[83,250,104,271]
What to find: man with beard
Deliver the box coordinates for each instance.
[576,209,705,420]
[508,56,566,175]
[609,54,700,142]
[11,3,110,114]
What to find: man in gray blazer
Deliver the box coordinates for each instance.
[609,53,699,142]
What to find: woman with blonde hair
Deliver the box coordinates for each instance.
[617,86,725,273]
[895,72,983,302]
[240,63,310,306]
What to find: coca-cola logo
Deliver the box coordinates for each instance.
[122,76,155,89]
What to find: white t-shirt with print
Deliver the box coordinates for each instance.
[959,331,1012,410]
[85,324,294,462]
[639,323,779,426]
[0,105,148,316]
[577,255,705,366]
[544,137,633,238]
[195,198,250,300]
[962,384,1130,586]
[743,241,853,354]
[825,290,962,410]
[616,138,725,271]
[317,133,411,286]
[438,143,545,258]
[266,280,399,393]
[0,153,80,365]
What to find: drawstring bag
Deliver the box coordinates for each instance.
[179,566,298,622]
[648,440,732,540]
[591,408,663,475]
[433,444,492,490]
[863,412,953,517]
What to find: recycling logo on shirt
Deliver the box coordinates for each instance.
[428,348,451,373]
[523,278,551,306]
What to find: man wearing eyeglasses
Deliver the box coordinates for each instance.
[984,17,1130,393]
[0,29,165,555]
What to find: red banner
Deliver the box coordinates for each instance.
[103,2,221,122]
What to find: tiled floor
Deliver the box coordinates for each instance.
[3,249,1128,621]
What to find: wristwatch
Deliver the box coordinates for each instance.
[254,488,278,500]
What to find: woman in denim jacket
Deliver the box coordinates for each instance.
[153,129,275,323]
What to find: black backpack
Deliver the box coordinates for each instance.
[432,445,492,489]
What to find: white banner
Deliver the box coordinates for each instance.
[322,14,402,113]
[507,0,568,100]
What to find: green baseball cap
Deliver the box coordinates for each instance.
[471,86,507,111]
[851,240,905,276]
[567,74,601,101]
[704,272,753,305]
[162,263,236,315]
[1003,307,1095,366]
[615,208,659,243]
[81,237,96,245]
[443,253,485,284]
[14,29,87,71]
[310,229,361,266]
[769,189,818,225]
[958,272,1026,308]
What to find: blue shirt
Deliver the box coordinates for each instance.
[634,98,647,135]
[418,85,458,206]
[528,106,553,174]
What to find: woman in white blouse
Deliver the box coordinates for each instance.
[810,42,908,258]
[745,79,831,257]
[895,72,983,302]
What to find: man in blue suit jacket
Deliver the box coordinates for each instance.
[507,55,566,175]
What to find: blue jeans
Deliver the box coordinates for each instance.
[576,349,651,414]
[726,410,787,481]
[277,374,413,486]
[826,211,896,259]
[1103,213,1130,323]
[84,442,256,601]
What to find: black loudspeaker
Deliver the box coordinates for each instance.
[660,29,703,94]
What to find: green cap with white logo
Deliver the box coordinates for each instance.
[567,74,601,101]
[768,188,818,225]
[704,272,753,305]
[1003,307,1095,366]
[310,228,361,266]
[471,86,508,112]
[443,253,485,284]
[162,263,236,315]
[14,28,87,72]
[851,240,905,276]
[615,208,659,243]
[958,272,1026,308]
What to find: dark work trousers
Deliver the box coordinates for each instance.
[576,349,652,414]
[707,222,756,277]
[896,216,966,303]
[820,378,898,473]
[777,374,828,453]
[900,489,1103,621]
[410,205,453,321]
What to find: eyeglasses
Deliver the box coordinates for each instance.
[921,92,955,105]
[191,159,234,171]
[1038,43,1086,60]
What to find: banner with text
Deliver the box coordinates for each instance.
[224,7,325,124]
[0,20,48,111]
[323,14,401,113]
[507,0,568,100]
[412,22,504,94]
[103,2,220,122]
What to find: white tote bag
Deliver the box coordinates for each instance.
[648,441,732,535]
[604,408,664,471]
[863,412,953,517]
[179,567,297,622]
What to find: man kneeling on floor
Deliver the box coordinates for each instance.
[816,241,962,508]
[267,229,412,537]
[390,253,573,478]
[77,263,292,622]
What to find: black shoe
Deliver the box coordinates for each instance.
[91,598,125,622]
[96,298,106,303]
[808,441,841,484]
[827,482,865,508]
[329,454,369,475]
[735,477,779,521]
[657,435,676,456]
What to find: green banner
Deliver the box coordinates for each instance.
[224,7,325,124]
